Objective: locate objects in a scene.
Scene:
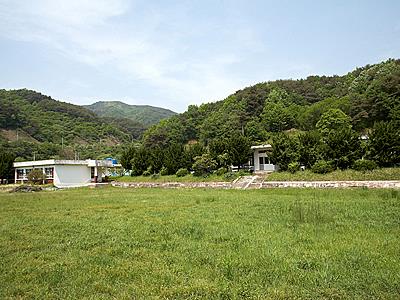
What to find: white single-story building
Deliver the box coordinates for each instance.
[13,159,119,188]
[250,144,277,172]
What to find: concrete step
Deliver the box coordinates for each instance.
[232,175,262,189]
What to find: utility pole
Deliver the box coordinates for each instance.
[16,128,19,141]
[62,137,64,149]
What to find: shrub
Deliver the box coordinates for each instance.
[311,160,333,174]
[288,162,300,174]
[176,168,189,177]
[223,172,237,181]
[352,159,377,172]
[215,167,227,176]
[160,166,168,176]
[151,173,160,179]
[142,170,151,176]
[237,170,249,177]
[192,154,217,177]
[142,166,152,177]
[27,169,45,184]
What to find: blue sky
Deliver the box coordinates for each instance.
[0,0,399,112]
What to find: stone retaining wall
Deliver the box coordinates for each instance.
[111,181,232,189]
[112,180,400,189]
[260,181,400,189]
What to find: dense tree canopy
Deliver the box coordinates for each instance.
[1,59,399,174]
[0,89,138,160]
[142,59,400,147]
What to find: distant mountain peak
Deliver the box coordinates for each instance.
[84,101,176,126]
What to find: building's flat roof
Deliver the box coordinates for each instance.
[14,159,115,168]
[251,144,272,150]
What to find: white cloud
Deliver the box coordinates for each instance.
[0,0,263,111]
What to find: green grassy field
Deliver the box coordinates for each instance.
[0,187,399,299]
[266,168,400,181]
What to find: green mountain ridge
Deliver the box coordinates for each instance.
[0,89,141,160]
[85,101,177,126]
[142,58,400,147]
[1,58,398,162]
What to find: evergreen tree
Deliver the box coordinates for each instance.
[226,135,252,169]
[298,131,322,168]
[322,127,361,170]
[369,121,400,167]
[271,133,299,171]
[0,152,15,183]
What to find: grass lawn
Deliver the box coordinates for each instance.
[266,168,400,181]
[0,187,399,299]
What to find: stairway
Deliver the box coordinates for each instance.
[232,175,263,189]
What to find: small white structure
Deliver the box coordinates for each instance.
[251,144,277,172]
[13,159,118,188]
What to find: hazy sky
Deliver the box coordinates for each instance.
[0,0,399,112]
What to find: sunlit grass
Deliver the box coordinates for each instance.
[266,167,400,181]
[0,187,399,299]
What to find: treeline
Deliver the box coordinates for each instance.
[120,135,251,177]
[141,59,400,147]
[118,58,399,177]
[0,139,126,161]
[1,59,399,178]
[271,114,399,173]
[120,109,399,177]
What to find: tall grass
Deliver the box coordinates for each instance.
[0,187,399,299]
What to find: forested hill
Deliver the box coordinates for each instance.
[85,101,176,126]
[0,89,144,160]
[143,59,400,147]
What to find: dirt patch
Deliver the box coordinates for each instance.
[0,129,39,143]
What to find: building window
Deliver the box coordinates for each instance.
[25,169,32,176]
[45,167,54,179]
[16,169,24,179]
[91,167,95,179]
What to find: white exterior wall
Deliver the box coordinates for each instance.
[13,159,116,187]
[54,165,91,188]
[253,149,277,172]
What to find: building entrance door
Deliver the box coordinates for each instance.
[259,157,265,170]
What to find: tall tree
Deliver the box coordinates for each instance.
[322,127,361,170]
[0,152,15,183]
[271,133,299,171]
[316,108,352,136]
[369,121,400,167]
[226,135,252,168]
[298,131,322,168]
